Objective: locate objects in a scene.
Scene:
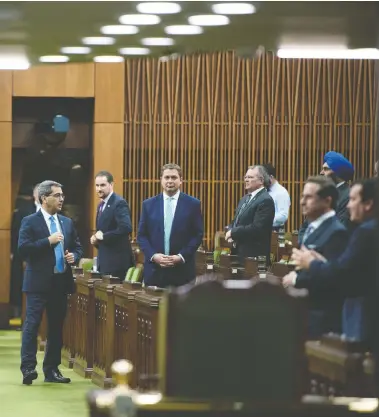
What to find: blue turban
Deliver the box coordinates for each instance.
[324,151,354,181]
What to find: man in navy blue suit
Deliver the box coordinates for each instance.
[137,163,204,288]
[18,180,82,385]
[284,176,348,339]
[90,171,134,280]
[284,178,377,344]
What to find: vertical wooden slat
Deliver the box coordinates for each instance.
[124,53,377,250]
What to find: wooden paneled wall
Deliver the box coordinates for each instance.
[0,63,125,326]
[123,52,377,249]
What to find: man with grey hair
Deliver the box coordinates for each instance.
[18,180,82,385]
[225,165,275,264]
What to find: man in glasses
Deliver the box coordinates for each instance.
[18,180,83,385]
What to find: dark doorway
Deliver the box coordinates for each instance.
[10,97,93,316]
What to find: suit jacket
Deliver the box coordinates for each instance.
[96,193,134,276]
[137,192,203,287]
[298,182,351,244]
[11,200,36,255]
[299,219,377,344]
[18,210,83,294]
[296,215,348,338]
[230,189,275,263]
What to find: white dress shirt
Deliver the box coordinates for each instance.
[268,182,291,227]
[163,190,180,216]
[40,208,62,235]
[248,186,265,201]
[306,210,336,237]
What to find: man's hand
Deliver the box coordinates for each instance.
[95,230,104,241]
[152,254,175,267]
[225,230,232,240]
[90,235,98,245]
[49,232,64,245]
[64,250,75,264]
[167,255,183,265]
[282,271,297,288]
[291,247,317,270]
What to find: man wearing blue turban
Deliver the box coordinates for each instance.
[298,151,354,244]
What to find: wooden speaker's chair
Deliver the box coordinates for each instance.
[157,277,308,403]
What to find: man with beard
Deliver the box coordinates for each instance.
[298,151,354,243]
[90,171,134,280]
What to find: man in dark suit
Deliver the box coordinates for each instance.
[90,171,134,280]
[137,163,203,288]
[225,165,275,264]
[10,184,41,317]
[18,180,82,385]
[298,151,354,242]
[284,176,348,339]
[285,178,377,344]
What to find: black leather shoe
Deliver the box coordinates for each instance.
[23,369,38,385]
[44,368,71,383]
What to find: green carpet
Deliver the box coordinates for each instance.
[0,330,93,417]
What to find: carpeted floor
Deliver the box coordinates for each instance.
[0,330,93,417]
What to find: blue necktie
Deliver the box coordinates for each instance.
[50,216,65,273]
[303,225,314,244]
[164,197,174,255]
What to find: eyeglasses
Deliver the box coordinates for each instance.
[48,193,65,200]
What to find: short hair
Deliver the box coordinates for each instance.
[262,163,276,178]
[247,165,271,188]
[38,180,62,203]
[95,170,114,183]
[353,178,378,206]
[161,163,182,177]
[33,183,40,193]
[305,175,338,210]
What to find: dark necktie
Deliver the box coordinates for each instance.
[98,201,105,216]
[234,194,251,226]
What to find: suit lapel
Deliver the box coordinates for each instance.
[57,215,67,250]
[37,210,50,237]
[238,188,265,218]
[97,193,116,228]
[171,193,183,233]
[304,217,332,247]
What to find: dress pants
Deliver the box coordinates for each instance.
[21,278,68,375]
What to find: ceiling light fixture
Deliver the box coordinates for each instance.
[277,47,379,60]
[164,25,203,35]
[100,25,139,35]
[119,14,160,25]
[39,55,69,63]
[141,37,174,46]
[212,3,256,15]
[94,55,125,63]
[188,14,229,26]
[0,55,29,70]
[82,36,115,45]
[136,2,181,14]
[119,47,150,55]
[0,46,29,69]
[60,46,91,54]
